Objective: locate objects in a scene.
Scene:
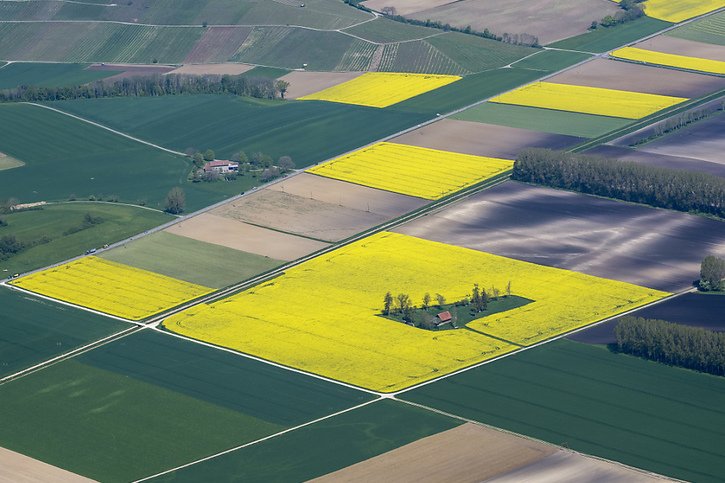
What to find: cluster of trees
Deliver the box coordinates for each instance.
[592,0,644,29]
[615,316,725,376]
[513,149,725,218]
[343,0,539,46]
[700,255,725,292]
[0,74,290,103]
[0,234,25,261]
[631,104,724,146]
[383,291,448,319]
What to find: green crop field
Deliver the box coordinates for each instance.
[342,17,440,43]
[0,202,172,275]
[241,66,290,79]
[100,231,283,288]
[47,95,430,166]
[511,49,592,72]
[452,102,633,138]
[0,103,247,210]
[0,62,119,89]
[402,339,725,483]
[152,400,461,482]
[548,17,671,53]
[667,11,725,46]
[0,330,371,481]
[0,287,129,379]
[395,67,543,115]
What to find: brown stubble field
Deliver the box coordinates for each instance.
[547,58,725,97]
[405,0,619,44]
[635,36,725,62]
[313,423,665,483]
[164,212,329,261]
[0,446,93,483]
[589,145,725,178]
[213,173,427,241]
[390,119,584,159]
[361,0,454,16]
[394,181,725,291]
[277,71,364,99]
[166,63,255,75]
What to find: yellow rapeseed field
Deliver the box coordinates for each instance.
[164,232,667,392]
[297,72,461,108]
[10,256,213,320]
[617,0,725,23]
[306,142,513,200]
[612,47,725,75]
[490,82,687,119]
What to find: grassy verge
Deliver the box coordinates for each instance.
[403,339,725,483]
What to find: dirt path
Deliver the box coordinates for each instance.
[0,446,95,482]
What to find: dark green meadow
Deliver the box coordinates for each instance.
[153,400,461,482]
[548,17,671,53]
[0,62,119,89]
[0,286,129,378]
[402,339,725,483]
[0,330,371,481]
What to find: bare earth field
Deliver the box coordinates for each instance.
[0,152,24,171]
[361,0,454,16]
[278,71,364,99]
[267,173,427,218]
[394,181,725,291]
[87,63,174,81]
[636,35,725,62]
[165,212,329,261]
[183,27,252,64]
[390,119,583,159]
[547,58,725,97]
[212,173,426,241]
[635,113,725,165]
[0,447,93,483]
[406,0,619,44]
[166,63,255,75]
[589,145,725,177]
[314,423,664,483]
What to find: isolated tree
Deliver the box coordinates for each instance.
[277,156,295,172]
[260,167,280,182]
[700,255,725,291]
[383,291,394,315]
[435,293,446,308]
[192,152,205,168]
[422,292,431,311]
[506,280,512,297]
[164,187,185,214]
[491,286,500,300]
[396,293,412,316]
[275,80,290,99]
[203,149,215,162]
[233,151,249,164]
[481,288,489,311]
[471,284,483,312]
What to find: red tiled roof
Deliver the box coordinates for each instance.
[205,160,238,167]
[437,311,452,322]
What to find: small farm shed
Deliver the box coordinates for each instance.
[203,160,239,174]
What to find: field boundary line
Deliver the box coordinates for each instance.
[388,287,695,397]
[133,398,382,482]
[22,103,186,156]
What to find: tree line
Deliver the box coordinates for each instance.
[0,74,288,103]
[631,103,724,147]
[593,0,644,29]
[615,316,725,376]
[700,255,725,292]
[512,148,725,218]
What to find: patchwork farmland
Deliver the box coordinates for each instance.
[2,0,724,481]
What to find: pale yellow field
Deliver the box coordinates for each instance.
[164,232,667,392]
[490,82,687,119]
[622,0,725,23]
[306,142,513,200]
[10,257,213,320]
[612,47,725,75]
[297,72,461,108]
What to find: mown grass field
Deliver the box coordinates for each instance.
[0,287,129,379]
[100,231,283,288]
[48,95,430,167]
[548,17,671,52]
[152,400,460,482]
[511,49,592,72]
[0,103,245,210]
[0,202,172,275]
[0,330,371,481]
[0,62,119,89]
[452,103,633,138]
[668,10,725,46]
[403,339,725,483]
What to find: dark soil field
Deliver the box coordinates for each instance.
[0,330,370,481]
[402,338,725,483]
[635,113,725,166]
[570,293,725,344]
[0,287,129,379]
[588,145,725,177]
[390,119,583,159]
[395,181,725,291]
